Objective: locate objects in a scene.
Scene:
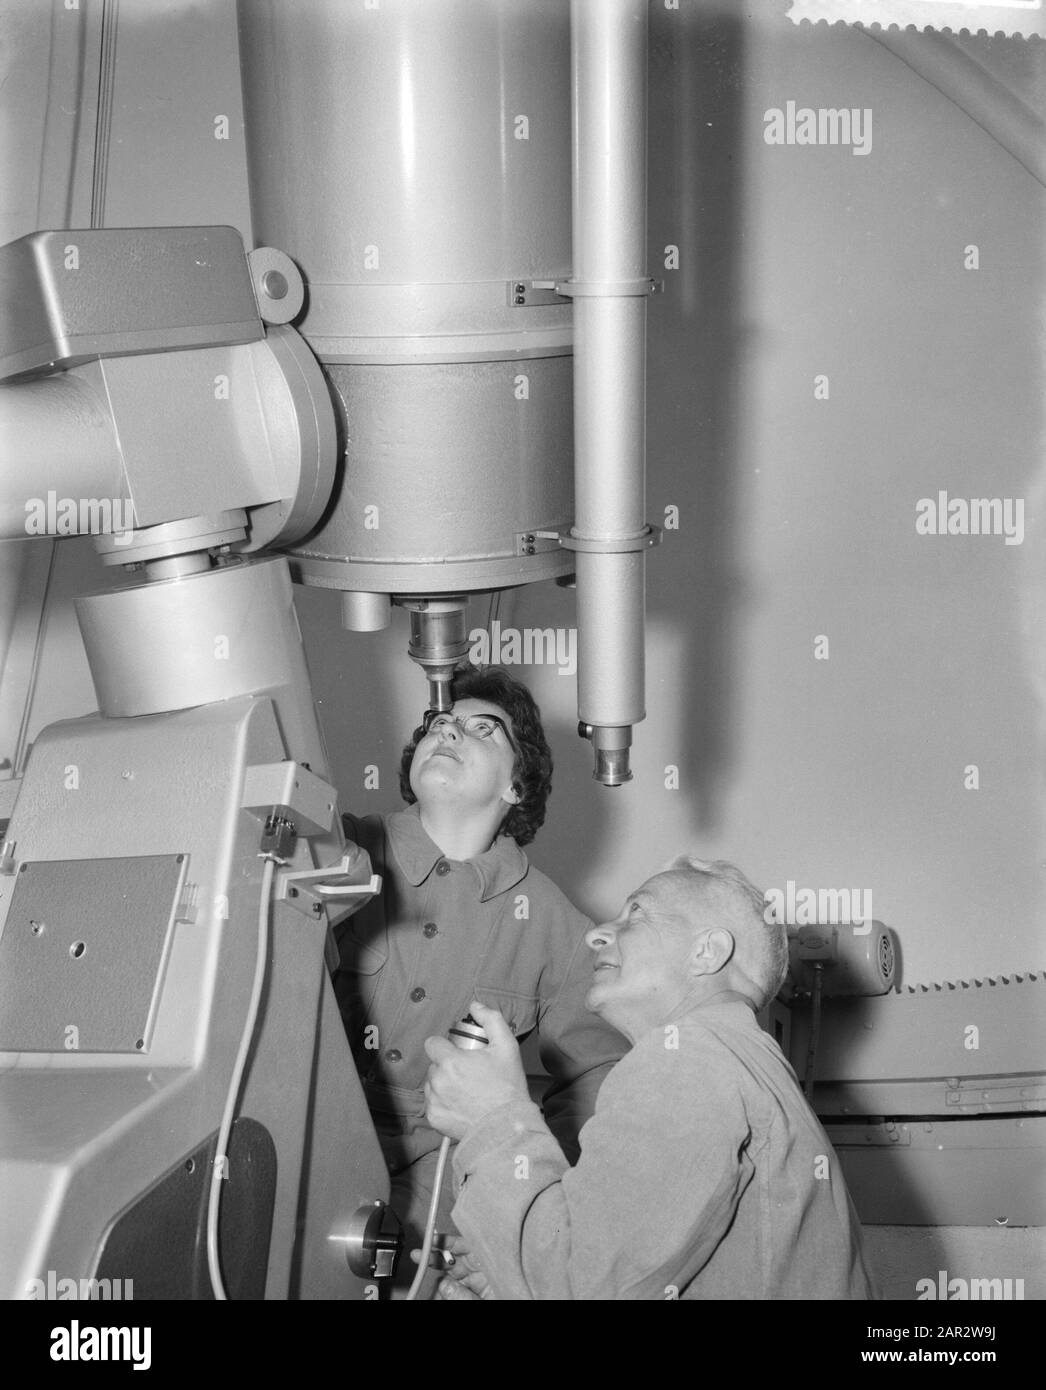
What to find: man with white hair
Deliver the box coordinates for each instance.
[423,857,877,1300]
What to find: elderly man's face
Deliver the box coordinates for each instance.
[583,873,698,1041]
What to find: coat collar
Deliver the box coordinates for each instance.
[387,804,529,902]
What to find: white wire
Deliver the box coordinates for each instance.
[405,1136,452,1301]
[12,540,57,778]
[206,856,276,1301]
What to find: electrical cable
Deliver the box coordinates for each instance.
[12,542,58,778]
[405,1014,487,1299]
[206,855,276,1301]
[404,1135,452,1301]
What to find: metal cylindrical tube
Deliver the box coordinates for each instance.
[238,0,572,365]
[570,0,649,766]
[75,557,332,778]
[572,0,648,286]
[341,591,392,633]
[448,1015,489,1049]
[573,298,646,536]
[144,554,213,582]
[238,0,576,596]
[403,598,470,709]
[0,371,126,540]
[405,602,470,667]
[575,550,645,727]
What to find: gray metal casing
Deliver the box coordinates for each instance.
[0,226,262,379]
[0,696,388,1299]
[238,0,576,593]
[790,977,1046,1227]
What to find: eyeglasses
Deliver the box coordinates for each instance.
[422,709,516,750]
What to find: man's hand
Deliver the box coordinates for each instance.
[410,1236,496,1301]
[423,1000,529,1141]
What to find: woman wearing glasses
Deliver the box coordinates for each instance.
[332,664,625,1295]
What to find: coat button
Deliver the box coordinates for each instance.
[410,987,426,1002]
[435,861,450,876]
[423,922,438,938]
[385,1049,402,1063]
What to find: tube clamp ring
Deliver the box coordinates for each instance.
[554,278,661,298]
[553,524,662,555]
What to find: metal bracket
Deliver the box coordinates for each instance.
[276,850,381,921]
[242,761,337,839]
[554,277,662,298]
[515,528,568,557]
[826,1120,913,1148]
[340,1200,403,1281]
[517,524,662,556]
[507,279,571,307]
[176,879,199,925]
[563,523,662,555]
[945,1077,1046,1112]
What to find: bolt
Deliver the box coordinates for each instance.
[289,886,298,898]
[515,283,525,294]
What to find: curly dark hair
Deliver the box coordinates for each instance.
[398,665,553,846]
